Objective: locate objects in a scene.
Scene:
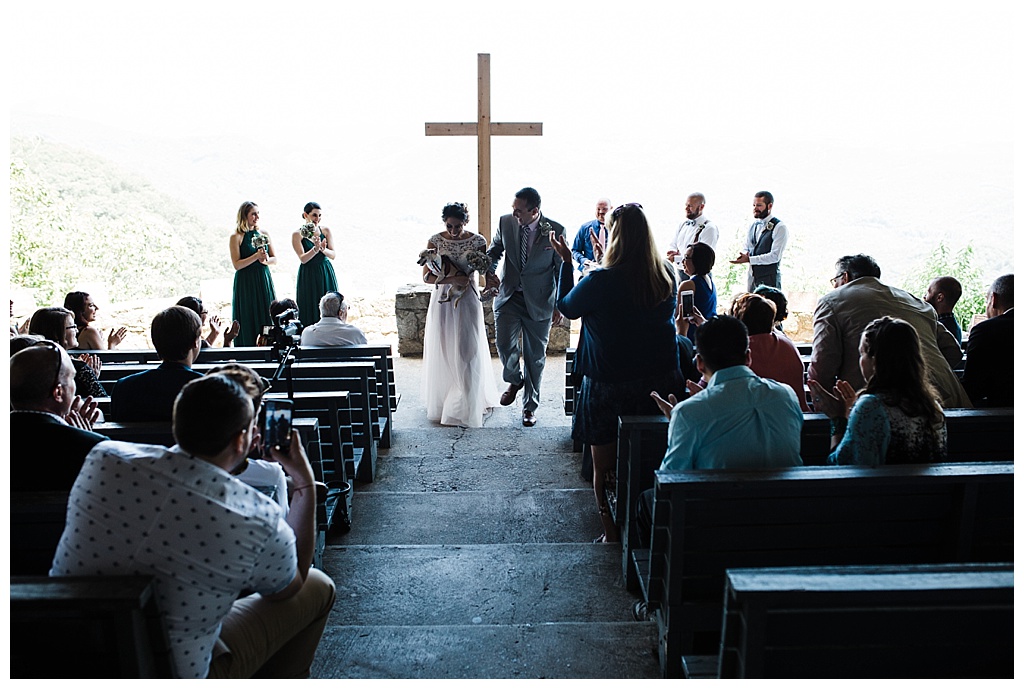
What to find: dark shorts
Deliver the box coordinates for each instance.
[572,369,685,446]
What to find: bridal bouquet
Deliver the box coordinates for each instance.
[251,231,269,253]
[462,250,491,275]
[300,223,318,241]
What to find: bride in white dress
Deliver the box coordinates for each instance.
[421,202,500,427]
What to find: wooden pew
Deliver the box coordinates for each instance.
[640,462,1013,677]
[80,343,397,448]
[616,408,1013,590]
[706,563,1014,679]
[10,491,70,576]
[97,360,381,481]
[10,575,174,678]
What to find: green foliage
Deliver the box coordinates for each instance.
[900,241,986,332]
[10,137,227,307]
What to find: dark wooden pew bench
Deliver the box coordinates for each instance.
[640,462,1014,677]
[704,562,1014,679]
[10,575,173,678]
[616,408,1013,590]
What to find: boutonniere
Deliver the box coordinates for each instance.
[538,220,553,234]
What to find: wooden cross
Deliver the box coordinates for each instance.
[425,53,543,243]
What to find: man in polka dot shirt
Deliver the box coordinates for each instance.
[51,374,336,678]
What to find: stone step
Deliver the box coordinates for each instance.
[320,543,635,626]
[311,621,659,679]
[333,488,602,545]
[362,452,587,493]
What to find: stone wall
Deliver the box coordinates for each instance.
[395,284,569,358]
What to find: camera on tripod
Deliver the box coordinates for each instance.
[263,308,304,353]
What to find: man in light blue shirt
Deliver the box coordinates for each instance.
[656,314,803,470]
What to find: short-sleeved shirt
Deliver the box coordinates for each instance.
[299,318,368,346]
[50,441,297,678]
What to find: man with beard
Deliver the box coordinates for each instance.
[731,190,789,290]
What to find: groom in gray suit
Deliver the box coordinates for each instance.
[485,187,565,427]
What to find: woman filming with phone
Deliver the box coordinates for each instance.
[678,242,717,319]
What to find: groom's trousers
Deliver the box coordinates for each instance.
[494,291,551,413]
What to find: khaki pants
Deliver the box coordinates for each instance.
[207,568,336,679]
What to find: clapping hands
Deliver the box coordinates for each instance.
[107,326,128,348]
[78,353,102,375]
[65,395,101,430]
[807,378,858,419]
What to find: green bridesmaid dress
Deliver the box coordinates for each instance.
[232,229,277,347]
[295,232,338,328]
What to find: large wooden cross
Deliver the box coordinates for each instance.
[425,53,542,243]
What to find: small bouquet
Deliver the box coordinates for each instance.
[251,231,269,253]
[300,223,318,241]
[462,250,491,275]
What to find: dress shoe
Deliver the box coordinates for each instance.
[500,382,523,406]
[522,409,537,427]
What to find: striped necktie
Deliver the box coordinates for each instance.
[520,224,530,270]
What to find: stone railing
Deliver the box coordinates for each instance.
[395,283,569,357]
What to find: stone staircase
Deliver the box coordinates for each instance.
[310,355,659,679]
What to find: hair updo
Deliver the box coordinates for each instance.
[442,202,469,222]
[303,202,321,215]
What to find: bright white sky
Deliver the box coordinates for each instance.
[7,0,1017,145]
[5,0,1021,298]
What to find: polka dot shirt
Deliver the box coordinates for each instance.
[50,441,298,679]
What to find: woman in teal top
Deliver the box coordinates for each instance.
[230,201,278,347]
[292,201,338,328]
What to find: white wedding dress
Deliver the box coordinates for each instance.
[422,232,500,427]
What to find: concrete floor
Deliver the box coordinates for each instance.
[311,353,660,679]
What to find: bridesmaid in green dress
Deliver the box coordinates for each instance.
[230,201,278,347]
[292,201,339,328]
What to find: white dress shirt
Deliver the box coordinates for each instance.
[745,217,789,266]
[668,214,719,266]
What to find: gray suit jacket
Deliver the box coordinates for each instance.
[487,213,566,320]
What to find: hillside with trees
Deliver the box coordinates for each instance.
[10,137,227,307]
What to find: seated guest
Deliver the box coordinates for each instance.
[809,316,947,466]
[177,296,239,348]
[300,292,368,346]
[923,276,964,347]
[64,291,128,350]
[110,306,203,421]
[678,242,717,318]
[10,340,106,490]
[29,307,106,398]
[753,284,791,333]
[961,274,1013,407]
[51,375,337,678]
[808,254,970,408]
[730,293,809,411]
[651,315,803,471]
[207,363,289,513]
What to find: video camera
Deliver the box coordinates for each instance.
[264,308,304,353]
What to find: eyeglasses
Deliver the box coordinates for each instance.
[32,340,64,392]
[65,324,79,330]
[611,202,643,221]
[830,272,847,287]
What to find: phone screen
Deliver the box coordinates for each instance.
[681,290,694,318]
[263,399,293,452]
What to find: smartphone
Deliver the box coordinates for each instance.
[681,290,694,318]
[263,399,293,452]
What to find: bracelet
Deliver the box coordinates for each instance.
[291,483,316,493]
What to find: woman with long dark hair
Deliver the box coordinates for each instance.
[550,203,683,543]
[809,316,947,466]
[230,201,277,346]
[292,201,339,328]
[63,291,128,350]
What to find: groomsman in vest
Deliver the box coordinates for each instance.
[731,190,789,290]
[666,192,718,279]
[485,187,566,427]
